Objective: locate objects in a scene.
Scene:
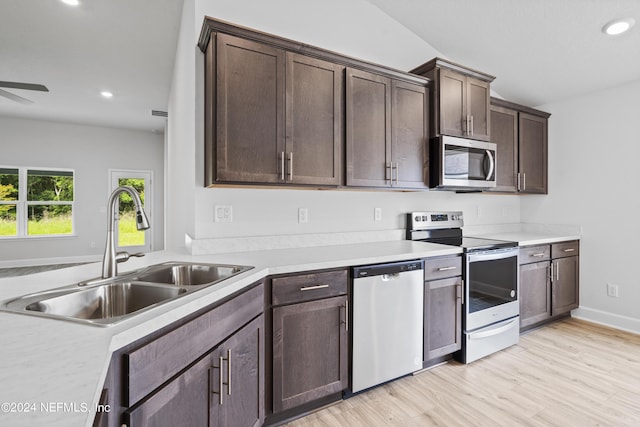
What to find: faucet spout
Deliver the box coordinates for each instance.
[102,185,150,279]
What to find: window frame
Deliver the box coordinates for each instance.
[0,166,76,239]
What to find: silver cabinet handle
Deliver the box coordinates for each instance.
[213,349,231,404]
[280,152,285,181]
[563,248,575,253]
[523,172,526,191]
[287,152,293,180]
[485,150,495,181]
[300,284,329,292]
[226,349,231,396]
[470,115,474,136]
[517,172,521,191]
[343,300,349,332]
[556,261,560,281]
[531,253,546,258]
[438,266,457,271]
[395,162,399,186]
[213,355,225,404]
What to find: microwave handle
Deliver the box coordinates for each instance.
[485,150,495,181]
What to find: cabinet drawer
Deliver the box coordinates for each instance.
[552,240,580,259]
[272,269,348,306]
[424,256,462,281]
[519,245,550,264]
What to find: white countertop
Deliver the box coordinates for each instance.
[0,240,460,427]
[468,231,580,246]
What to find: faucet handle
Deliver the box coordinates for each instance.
[115,251,146,263]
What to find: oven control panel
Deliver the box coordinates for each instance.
[408,211,464,230]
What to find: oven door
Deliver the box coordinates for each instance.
[434,136,496,189]
[465,247,519,331]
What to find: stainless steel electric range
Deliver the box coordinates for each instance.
[407,211,520,363]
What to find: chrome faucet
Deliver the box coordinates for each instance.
[102,185,150,279]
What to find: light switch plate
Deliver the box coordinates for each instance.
[298,208,308,224]
[374,207,382,221]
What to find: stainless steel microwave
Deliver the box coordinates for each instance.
[430,135,497,189]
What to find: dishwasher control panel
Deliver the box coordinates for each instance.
[353,260,423,278]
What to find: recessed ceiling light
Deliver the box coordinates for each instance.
[602,18,635,35]
[101,91,113,98]
[60,0,80,6]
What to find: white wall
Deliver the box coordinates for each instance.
[165,0,521,251]
[0,117,165,266]
[523,79,640,333]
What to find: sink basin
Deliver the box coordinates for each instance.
[0,262,254,326]
[24,282,186,324]
[134,262,252,286]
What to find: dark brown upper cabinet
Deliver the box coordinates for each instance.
[346,68,429,189]
[411,58,494,142]
[209,33,343,186]
[489,98,550,194]
[213,33,285,184]
[286,53,344,186]
[200,17,430,190]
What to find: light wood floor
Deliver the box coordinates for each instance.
[286,318,640,426]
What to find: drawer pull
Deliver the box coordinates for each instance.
[300,284,329,292]
[437,266,457,271]
[531,253,546,257]
[563,248,575,253]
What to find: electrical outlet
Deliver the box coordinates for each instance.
[298,208,308,224]
[477,206,482,217]
[214,205,233,223]
[606,283,619,298]
[374,207,382,221]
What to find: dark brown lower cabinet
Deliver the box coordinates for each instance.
[519,241,579,331]
[124,315,264,427]
[272,295,348,413]
[552,255,579,316]
[519,261,552,328]
[424,276,462,361]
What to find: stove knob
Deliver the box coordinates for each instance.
[414,216,420,222]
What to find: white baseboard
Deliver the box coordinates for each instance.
[0,254,101,269]
[572,306,640,335]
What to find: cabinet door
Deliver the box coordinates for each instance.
[124,354,212,427]
[212,315,264,427]
[424,276,462,360]
[489,104,518,192]
[272,295,348,412]
[286,53,344,186]
[552,257,579,315]
[519,261,552,329]
[216,33,285,183]
[346,68,392,187]
[466,77,491,141]
[438,68,466,138]
[391,80,429,189]
[518,112,548,194]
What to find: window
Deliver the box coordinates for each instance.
[0,167,74,238]
[109,169,152,253]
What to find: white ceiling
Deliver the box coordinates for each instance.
[366,0,640,107]
[0,0,182,132]
[1,1,638,133]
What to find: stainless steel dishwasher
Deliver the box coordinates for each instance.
[351,259,424,393]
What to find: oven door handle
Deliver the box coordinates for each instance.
[485,150,495,181]
[469,318,519,340]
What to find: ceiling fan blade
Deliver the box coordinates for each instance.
[0,88,34,104]
[0,81,49,92]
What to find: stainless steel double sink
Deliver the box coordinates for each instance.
[0,262,253,326]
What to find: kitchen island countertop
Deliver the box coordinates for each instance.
[0,240,460,427]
